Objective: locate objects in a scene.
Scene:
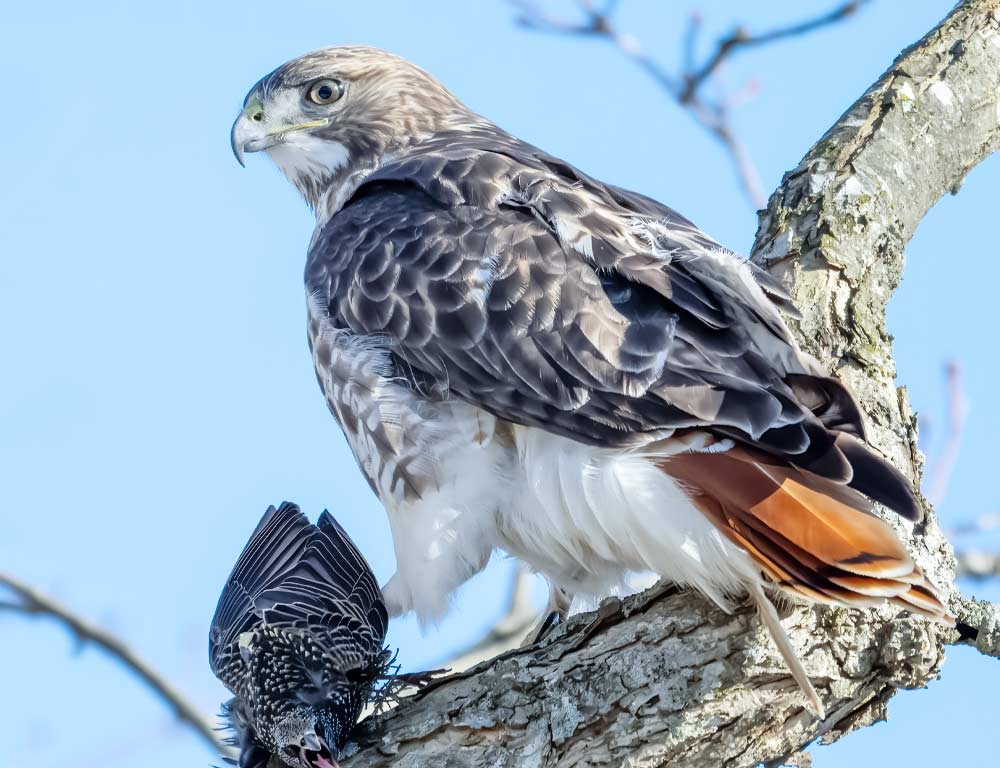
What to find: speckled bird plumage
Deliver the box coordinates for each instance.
[232,46,950,716]
[210,502,390,767]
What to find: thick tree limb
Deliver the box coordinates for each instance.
[342,2,1000,765]
[0,571,231,757]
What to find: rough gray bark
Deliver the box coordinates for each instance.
[342,2,1000,765]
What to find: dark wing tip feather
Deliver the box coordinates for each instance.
[315,511,381,587]
[209,503,311,682]
[245,500,303,541]
[315,509,389,638]
[315,509,380,598]
[316,509,363,554]
[743,373,920,524]
[835,434,923,522]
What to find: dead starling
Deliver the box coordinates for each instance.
[210,502,390,768]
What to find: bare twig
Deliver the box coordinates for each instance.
[949,513,1000,583]
[509,1,868,209]
[955,551,1000,581]
[920,362,999,583]
[678,1,867,103]
[925,360,970,507]
[0,571,232,758]
[949,511,1000,538]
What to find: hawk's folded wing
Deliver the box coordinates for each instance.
[305,132,918,521]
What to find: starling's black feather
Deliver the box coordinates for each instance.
[209,503,387,689]
[209,503,391,763]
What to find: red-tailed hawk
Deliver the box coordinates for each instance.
[231,46,949,717]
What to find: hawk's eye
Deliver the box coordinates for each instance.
[307,79,344,105]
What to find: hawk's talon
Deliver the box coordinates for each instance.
[523,609,563,646]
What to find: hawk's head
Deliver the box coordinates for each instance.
[231,46,469,207]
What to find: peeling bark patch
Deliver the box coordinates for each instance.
[928,80,956,106]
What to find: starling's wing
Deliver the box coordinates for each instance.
[257,511,388,669]
[210,502,312,691]
[208,503,387,694]
[305,129,918,522]
[315,510,388,641]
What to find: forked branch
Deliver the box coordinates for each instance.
[509,0,869,208]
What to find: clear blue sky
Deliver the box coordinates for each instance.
[2,2,998,766]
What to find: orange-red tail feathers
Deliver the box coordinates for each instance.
[663,446,949,621]
[663,442,949,717]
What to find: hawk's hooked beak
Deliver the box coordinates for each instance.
[231,98,330,167]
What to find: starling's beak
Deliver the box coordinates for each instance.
[230,98,330,167]
[301,731,339,768]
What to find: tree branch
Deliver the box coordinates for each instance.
[678,1,868,104]
[955,551,1000,581]
[0,571,231,758]
[925,360,971,506]
[338,2,1000,764]
[442,564,539,672]
[509,1,868,209]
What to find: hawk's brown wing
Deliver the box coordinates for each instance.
[305,129,918,522]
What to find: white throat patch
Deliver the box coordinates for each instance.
[266,132,350,190]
